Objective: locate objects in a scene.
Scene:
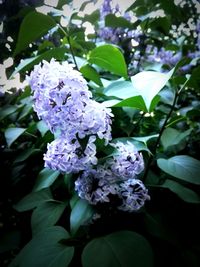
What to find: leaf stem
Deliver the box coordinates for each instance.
[143,89,180,181]
[58,24,79,70]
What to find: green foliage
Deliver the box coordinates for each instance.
[88,45,128,78]
[161,127,192,151]
[4,127,26,147]
[161,179,200,203]
[14,11,56,55]
[82,231,153,267]
[12,48,67,77]
[14,189,53,212]
[31,201,66,235]
[70,199,94,235]
[33,168,60,191]
[105,14,134,29]
[80,64,103,86]
[9,226,74,267]
[130,68,174,111]
[157,156,200,184]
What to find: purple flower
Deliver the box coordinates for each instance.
[118,179,150,212]
[107,141,144,180]
[27,59,113,144]
[75,167,119,205]
[27,59,91,133]
[100,0,112,18]
[44,135,97,174]
[75,166,149,211]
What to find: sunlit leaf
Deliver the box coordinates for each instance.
[88,45,128,78]
[131,68,174,111]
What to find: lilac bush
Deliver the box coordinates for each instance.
[2,0,200,266]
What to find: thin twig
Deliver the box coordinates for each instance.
[58,24,79,70]
[143,89,180,181]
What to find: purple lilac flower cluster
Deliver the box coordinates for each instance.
[141,18,200,72]
[27,59,113,173]
[27,59,112,141]
[145,45,199,72]
[98,0,122,43]
[28,59,149,212]
[75,141,150,212]
[44,135,97,173]
[98,0,141,44]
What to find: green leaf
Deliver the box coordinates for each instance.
[131,68,174,111]
[188,65,200,91]
[33,168,60,192]
[104,80,138,99]
[132,134,159,144]
[161,179,200,203]
[37,120,49,137]
[5,127,26,147]
[112,137,149,152]
[105,14,134,28]
[16,96,33,121]
[82,10,100,24]
[14,188,52,212]
[14,148,40,163]
[103,79,148,111]
[12,48,67,77]
[148,16,171,35]
[9,226,74,267]
[14,11,56,56]
[143,212,179,246]
[82,231,153,267]
[113,95,148,112]
[70,199,94,235]
[31,201,66,235]
[149,95,161,112]
[80,64,103,86]
[0,105,19,120]
[88,45,128,78]
[157,156,200,184]
[161,128,192,150]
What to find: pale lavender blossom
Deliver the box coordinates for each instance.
[27,59,113,144]
[75,166,149,211]
[118,179,150,212]
[107,141,144,180]
[74,100,113,144]
[75,167,119,205]
[44,135,97,174]
[74,141,149,211]
[100,0,112,18]
[98,0,133,44]
[27,59,91,133]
